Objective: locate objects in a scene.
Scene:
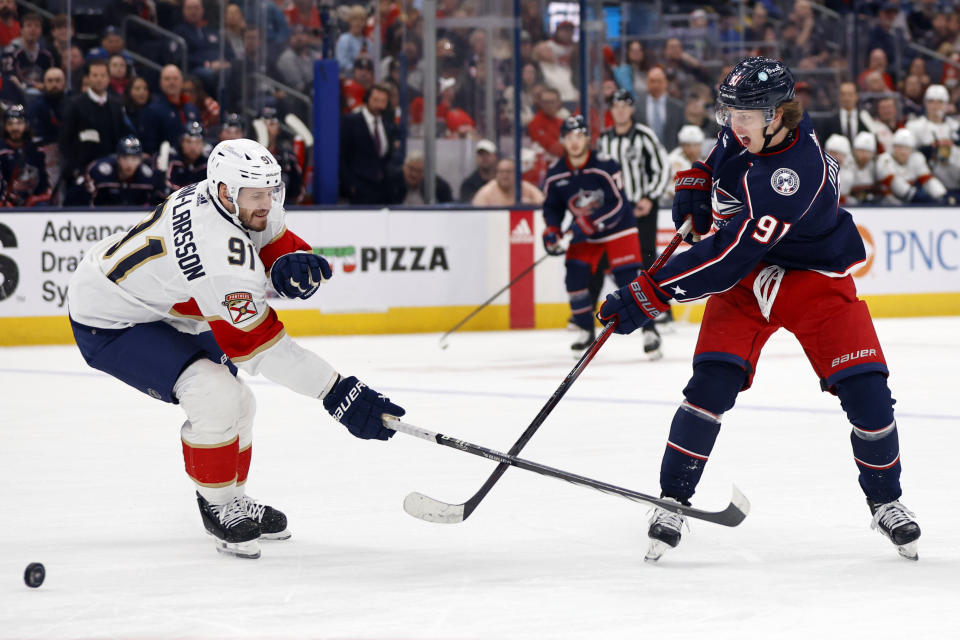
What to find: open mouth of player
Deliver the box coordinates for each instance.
[738,134,751,147]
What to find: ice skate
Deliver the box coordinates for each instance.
[654,308,676,334]
[645,498,687,562]
[570,326,595,355]
[241,495,291,540]
[196,492,261,559]
[642,326,663,361]
[868,499,921,560]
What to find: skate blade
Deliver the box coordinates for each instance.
[644,539,671,563]
[644,347,663,361]
[212,537,261,559]
[897,541,919,561]
[260,529,292,541]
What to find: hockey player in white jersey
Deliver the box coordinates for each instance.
[659,124,705,206]
[905,84,960,195]
[849,132,883,204]
[825,134,854,204]
[67,138,406,559]
[877,128,947,204]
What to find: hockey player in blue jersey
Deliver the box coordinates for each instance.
[598,57,921,561]
[542,114,662,357]
[85,135,163,207]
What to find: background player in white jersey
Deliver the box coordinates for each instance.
[905,84,960,197]
[660,124,706,206]
[849,132,883,204]
[824,134,854,204]
[67,139,406,559]
[877,128,947,204]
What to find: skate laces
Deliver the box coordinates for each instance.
[211,497,250,528]
[871,501,916,532]
[240,495,266,523]
[648,501,688,533]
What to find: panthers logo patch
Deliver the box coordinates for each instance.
[223,291,258,324]
[770,168,800,196]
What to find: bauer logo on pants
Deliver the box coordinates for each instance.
[222,291,258,324]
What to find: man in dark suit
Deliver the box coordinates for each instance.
[817,81,871,145]
[339,83,398,204]
[634,66,685,150]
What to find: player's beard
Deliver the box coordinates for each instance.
[239,208,270,231]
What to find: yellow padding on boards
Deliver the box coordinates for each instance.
[1,292,958,346]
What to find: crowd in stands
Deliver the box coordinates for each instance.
[1,0,960,208]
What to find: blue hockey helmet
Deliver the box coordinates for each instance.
[4,103,26,122]
[117,135,142,156]
[559,114,588,139]
[716,57,795,127]
[182,120,204,139]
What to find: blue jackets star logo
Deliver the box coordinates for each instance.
[672,285,686,296]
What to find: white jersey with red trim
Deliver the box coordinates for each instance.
[659,146,697,206]
[905,116,960,189]
[67,181,336,398]
[876,150,947,203]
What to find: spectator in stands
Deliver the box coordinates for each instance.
[532,41,578,106]
[901,74,926,119]
[825,134,854,204]
[661,124,705,206]
[858,48,895,92]
[871,95,901,151]
[85,26,134,67]
[908,0,937,41]
[48,14,70,70]
[107,55,131,97]
[819,81,872,146]
[59,59,132,205]
[918,10,951,51]
[259,106,304,205]
[906,84,960,194]
[743,2,770,42]
[907,57,932,88]
[342,57,374,113]
[182,74,220,131]
[222,26,276,115]
[636,66,684,151]
[174,0,233,95]
[472,158,544,206]
[340,83,395,204]
[503,61,541,128]
[0,0,18,48]
[10,13,52,91]
[165,120,207,192]
[0,104,49,206]
[661,38,708,92]
[277,24,314,94]
[65,46,85,93]
[458,138,497,203]
[143,64,201,155]
[243,0,291,47]
[284,0,323,50]
[123,76,152,147]
[850,131,883,204]
[867,2,904,75]
[613,40,650,101]
[29,66,66,146]
[877,127,947,203]
[683,97,719,141]
[779,0,832,69]
[336,6,372,76]
[224,4,246,60]
[84,135,162,207]
[389,150,453,205]
[527,86,565,158]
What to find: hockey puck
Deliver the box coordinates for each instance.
[24,562,45,588]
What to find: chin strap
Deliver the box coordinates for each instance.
[760,122,785,153]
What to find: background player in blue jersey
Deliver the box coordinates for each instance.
[542,114,662,358]
[598,57,921,562]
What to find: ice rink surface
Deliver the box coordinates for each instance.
[2,317,958,639]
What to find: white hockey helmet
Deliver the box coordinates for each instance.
[677,124,705,145]
[924,84,949,103]
[853,131,877,153]
[891,128,916,149]
[206,138,284,214]
[825,133,852,157]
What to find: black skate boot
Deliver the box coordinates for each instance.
[642,326,663,361]
[241,495,291,540]
[570,326,595,355]
[645,497,688,562]
[196,492,261,559]
[868,499,921,560]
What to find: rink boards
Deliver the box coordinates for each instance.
[0,206,957,346]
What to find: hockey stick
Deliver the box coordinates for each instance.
[406,219,695,523]
[438,229,570,350]
[389,417,749,527]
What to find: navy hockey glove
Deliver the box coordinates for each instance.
[323,375,405,441]
[542,226,565,256]
[270,252,332,300]
[672,161,713,241]
[597,272,671,335]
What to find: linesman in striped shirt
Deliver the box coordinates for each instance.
[599,88,672,323]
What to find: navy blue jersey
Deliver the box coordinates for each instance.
[542,151,633,242]
[85,155,161,207]
[653,115,866,301]
[166,150,208,192]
